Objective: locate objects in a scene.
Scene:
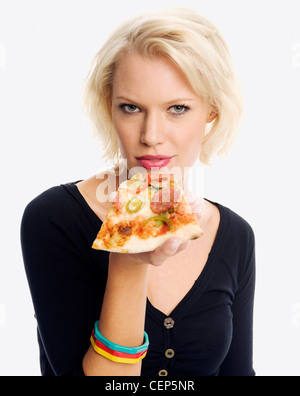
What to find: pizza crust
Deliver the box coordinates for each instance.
[92,222,203,254]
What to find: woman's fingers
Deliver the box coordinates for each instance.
[131,238,190,267]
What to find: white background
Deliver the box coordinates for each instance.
[0,0,300,376]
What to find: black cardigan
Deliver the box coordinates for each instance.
[21,182,256,376]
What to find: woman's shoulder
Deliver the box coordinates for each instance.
[208,200,256,265]
[21,181,98,240]
[20,181,101,260]
[22,182,81,221]
[213,200,255,240]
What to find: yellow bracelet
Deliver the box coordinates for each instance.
[90,336,147,364]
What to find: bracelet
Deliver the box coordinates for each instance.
[90,321,149,364]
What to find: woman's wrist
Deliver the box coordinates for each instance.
[98,253,149,348]
[109,252,150,270]
[108,253,150,285]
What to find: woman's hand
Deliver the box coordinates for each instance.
[110,237,189,269]
[119,237,190,267]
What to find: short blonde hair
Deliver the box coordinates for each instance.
[83,7,243,165]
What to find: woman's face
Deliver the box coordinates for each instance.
[111,52,214,174]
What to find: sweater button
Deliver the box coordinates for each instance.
[158,369,168,376]
[164,317,175,329]
[165,349,175,359]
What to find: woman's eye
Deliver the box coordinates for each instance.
[120,104,140,113]
[169,105,190,115]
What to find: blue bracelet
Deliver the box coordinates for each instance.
[93,321,149,354]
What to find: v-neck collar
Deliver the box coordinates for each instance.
[146,200,229,325]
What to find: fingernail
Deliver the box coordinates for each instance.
[168,240,181,254]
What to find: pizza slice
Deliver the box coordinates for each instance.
[92,172,204,254]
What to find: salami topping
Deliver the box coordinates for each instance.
[150,187,181,214]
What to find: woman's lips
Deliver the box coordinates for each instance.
[136,156,174,170]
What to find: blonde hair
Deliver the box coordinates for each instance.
[83,7,243,165]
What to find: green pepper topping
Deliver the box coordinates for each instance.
[126,196,144,214]
[142,216,173,231]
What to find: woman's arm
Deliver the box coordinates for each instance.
[83,238,187,376]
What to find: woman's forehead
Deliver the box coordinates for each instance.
[112,52,198,102]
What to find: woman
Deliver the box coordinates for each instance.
[21,8,255,376]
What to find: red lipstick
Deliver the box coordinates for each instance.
[136,155,174,170]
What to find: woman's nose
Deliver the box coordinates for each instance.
[140,112,165,146]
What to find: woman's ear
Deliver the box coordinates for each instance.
[207,106,218,123]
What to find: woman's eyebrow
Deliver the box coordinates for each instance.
[164,98,195,105]
[116,96,195,105]
[116,96,137,102]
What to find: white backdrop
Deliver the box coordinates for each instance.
[0,0,299,376]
